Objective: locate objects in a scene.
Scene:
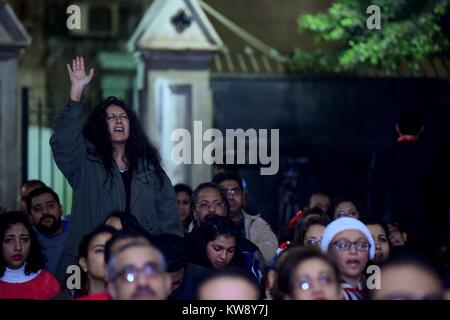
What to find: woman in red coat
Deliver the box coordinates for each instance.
[0,211,60,299]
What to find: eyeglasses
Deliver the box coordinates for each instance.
[332,239,371,252]
[224,188,242,197]
[336,211,358,218]
[297,275,335,291]
[304,238,321,247]
[197,201,225,211]
[112,262,163,283]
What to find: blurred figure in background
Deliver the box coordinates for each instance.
[151,233,211,300]
[197,268,260,300]
[387,221,408,247]
[368,108,449,261]
[308,192,331,214]
[361,216,391,265]
[19,180,46,214]
[372,253,444,300]
[173,184,193,232]
[104,211,141,231]
[333,197,361,220]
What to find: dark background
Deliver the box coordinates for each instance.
[212,76,450,230]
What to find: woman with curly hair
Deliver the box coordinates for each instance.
[50,56,183,282]
[0,211,60,299]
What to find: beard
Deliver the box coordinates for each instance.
[35,215,62,235]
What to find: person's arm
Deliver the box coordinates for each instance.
[250,217,278,263]
[67,56,94,102]
[49,57,94,189]
[154,172,184,237]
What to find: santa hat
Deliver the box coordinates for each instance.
[320,217,375,259]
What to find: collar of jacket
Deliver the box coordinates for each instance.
[85,141,155,182]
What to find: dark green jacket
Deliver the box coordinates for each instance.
[50,99,183,283]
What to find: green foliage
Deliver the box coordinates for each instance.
[292,0,450,74]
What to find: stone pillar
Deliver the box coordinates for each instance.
[0,1,31,209]
[128,0,222,188]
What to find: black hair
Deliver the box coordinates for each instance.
[386,220,407,235]
[212,171,244,190]
[397,108,424,136]
[332,196,362,217]
[191,182,230,217]
[360,216,389,237]
[83,96,165,188]
[174,183,193,197]
[103,211,141,230]
[292,215,330,246]
[151,233,188,273]
[276,247,340,298]
[193,215,241,269]
[78,224,118,259]
[21,180,46,195]
[104,227,153,264]
[26,186,61,214]
[0,211,46,277]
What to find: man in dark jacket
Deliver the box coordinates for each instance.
[368,108,449,259]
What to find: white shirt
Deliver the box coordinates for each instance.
[0,263,41,283]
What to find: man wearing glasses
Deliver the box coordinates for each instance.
[212,171,278,263]
[190,182,229,228]
[106,242,171,300]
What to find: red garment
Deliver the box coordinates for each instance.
[397,135,418,143]
[288,210,303,230]
[0,270,61,300]
[76,291,111,300]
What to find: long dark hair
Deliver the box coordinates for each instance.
[83,96,164,186]
[0,211,46,277]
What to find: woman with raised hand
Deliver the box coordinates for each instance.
[50,56,183,282]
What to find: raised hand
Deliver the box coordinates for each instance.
[67,56,94,102]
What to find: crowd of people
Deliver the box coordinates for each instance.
[1,56,449,300]
[1,177,449,300]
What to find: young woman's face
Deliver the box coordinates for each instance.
[328,230,369,282]
[304,224,325,247]
[84,232,113,280]
[206,235,236,268]
[387,223,407,246]
[367,224,390,264]
[176,191,191,224]
[288,258,341,300]
[106,105,130,144]
[2,223,31,269]
[334,201,359,219]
